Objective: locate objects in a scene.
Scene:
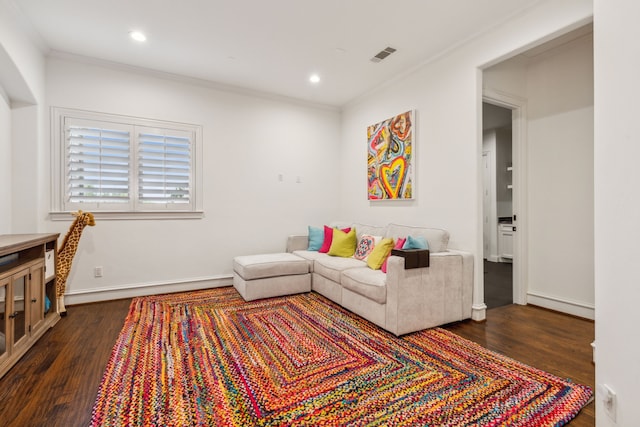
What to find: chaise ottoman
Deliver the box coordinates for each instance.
[233,253,311,301]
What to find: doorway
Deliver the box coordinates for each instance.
[479,23,594,321]
[482,102,514,309]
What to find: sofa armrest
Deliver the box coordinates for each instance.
[286,235,309,253]
[445,249,474,315]
[384,250,474,335]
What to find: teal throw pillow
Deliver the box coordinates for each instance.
[308,226,324,251]
[403,235,429,250]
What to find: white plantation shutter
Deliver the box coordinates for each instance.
[138,129,192,206]
[54,108,202,217]
[65,118,132,208]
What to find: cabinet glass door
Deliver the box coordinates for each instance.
[0,278,7,357]
[11,269,28,348]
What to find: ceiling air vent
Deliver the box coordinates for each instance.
[370,46,397,63]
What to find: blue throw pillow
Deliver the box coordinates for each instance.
[308,226,324,251]
[403,235,429,250]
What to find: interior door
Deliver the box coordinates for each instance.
[483,94,525,305]
[482,152,492,259]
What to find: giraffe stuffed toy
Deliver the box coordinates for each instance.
[56,210,95,314]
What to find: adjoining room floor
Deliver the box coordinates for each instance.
[484,259,513,309]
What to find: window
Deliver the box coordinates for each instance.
[51,108,203,219]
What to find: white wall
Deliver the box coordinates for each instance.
[12,103,41,233]
[0,0,46,234]
[594,0,640,425]
[340,0,593,320]
[0,92,10,233]
[526,34,594,316]
[44,56,342,302]
[0,1,43,104]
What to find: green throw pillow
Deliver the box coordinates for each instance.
[366,238,394,270]
[328,228,357,257]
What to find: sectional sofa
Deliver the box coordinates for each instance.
[286,222,474,336]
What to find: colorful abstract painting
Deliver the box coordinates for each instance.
[367,110,414,200]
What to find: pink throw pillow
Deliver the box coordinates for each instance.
[319,226,351,253]
[381,237,406,273]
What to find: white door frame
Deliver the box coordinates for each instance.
[483,89,528,305]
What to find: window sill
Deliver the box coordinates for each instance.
[49,211,204,221]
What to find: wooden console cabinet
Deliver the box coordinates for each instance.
[0,233,61,378]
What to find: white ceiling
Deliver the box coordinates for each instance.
[12,0,545,107]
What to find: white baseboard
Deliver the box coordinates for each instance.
[526,291,594,320]
[63,275,234,306]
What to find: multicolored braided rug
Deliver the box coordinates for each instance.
[90,287,592,426]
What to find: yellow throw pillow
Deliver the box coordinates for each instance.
[366,238,394,270]
[328,228,357,257]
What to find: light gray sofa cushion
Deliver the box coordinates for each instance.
[234,253,309,280]
[314,256,366,283]
[385,223,450,253]
[312,272,343,304]
[233,273,311,301]
[341,267,387,304]
[291,250,327,272]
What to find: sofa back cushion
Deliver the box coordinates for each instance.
[385,223,449,253]
[350,222,388,241]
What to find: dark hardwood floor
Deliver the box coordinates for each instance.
[0,298,132,427]
[0,293,594,426]
[447,304,595,426]
[484,259,513,309]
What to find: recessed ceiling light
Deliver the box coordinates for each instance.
[309,74,320,84]
[129,31,147,42]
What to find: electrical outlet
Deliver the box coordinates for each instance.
[598,383,617,422]
[94,266,103,278]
